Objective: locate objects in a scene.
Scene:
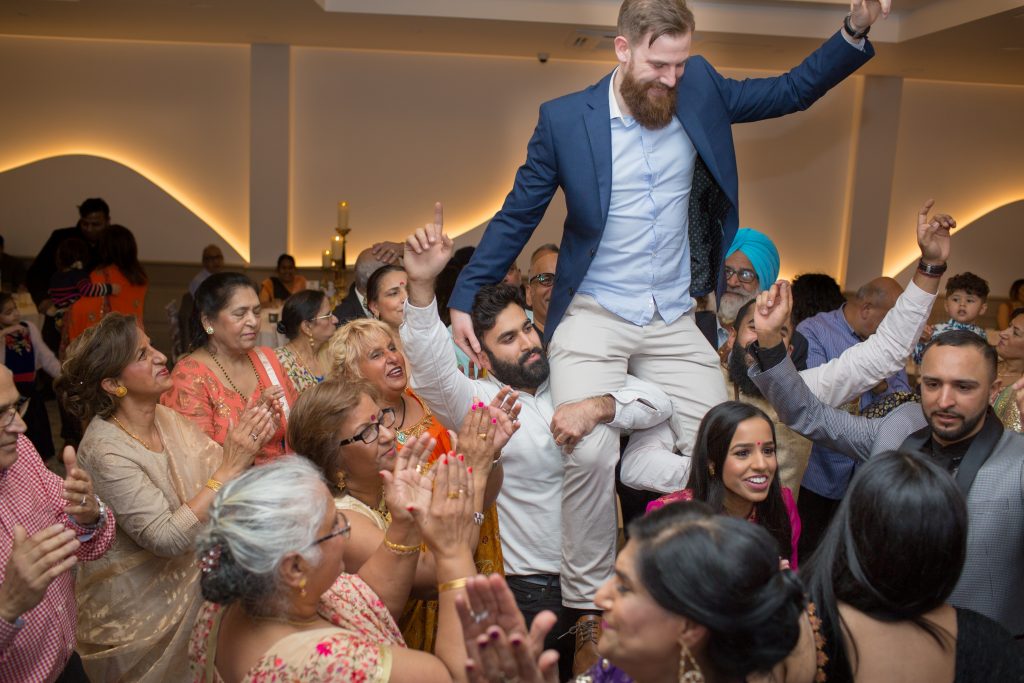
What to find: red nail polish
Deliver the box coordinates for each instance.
[406,505,415,512]
[442,458,448,465]
[491,418,497,424]
[467,467,473,474]
[458,454,464,462]
[489,629,500,641]
[471,405,476,411]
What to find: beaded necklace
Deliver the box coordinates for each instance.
[209,348,263,399]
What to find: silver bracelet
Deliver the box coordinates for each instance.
[473,512,485,526]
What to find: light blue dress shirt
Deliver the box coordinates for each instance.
[577,69,698,326]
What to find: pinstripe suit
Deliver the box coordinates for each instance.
[751,355,1024,635]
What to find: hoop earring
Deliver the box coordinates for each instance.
[115,386,128,398]
[678,638,704,683]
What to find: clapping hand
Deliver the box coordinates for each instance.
[408,451,475,560]
[223,399,275,475]
[456,575,560,683]
[259,386,286,426]
[0,524,81,624]
[62,446,100,526]
[452,390,520,476]
[381,433,436,525]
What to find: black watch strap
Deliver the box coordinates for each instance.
[843,14,871,39]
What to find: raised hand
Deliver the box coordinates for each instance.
[454,394,520,475]
[381,433,436,524]
[62,446,100,526]
[404,202,454,283]
[916,199,954,265]
[754,280,793,349]
[370,241,405,265]
[0,524,80,623]
[849,0,891,31]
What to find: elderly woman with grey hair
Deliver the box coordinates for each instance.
[188,454,484,682]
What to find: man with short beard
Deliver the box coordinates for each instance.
[446,0,890,666]
[400,225,673,680]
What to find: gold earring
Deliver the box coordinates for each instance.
[308,333,315,349]
[335,470,347,490]
[299,577,307,598]
[678,638,705,683]
[115,386,128,397]
[707,463,715,477]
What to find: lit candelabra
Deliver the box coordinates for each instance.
[322,201,351,301]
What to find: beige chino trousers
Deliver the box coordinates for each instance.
[548,294,728,608]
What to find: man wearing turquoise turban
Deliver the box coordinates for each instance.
[719,228,780,326]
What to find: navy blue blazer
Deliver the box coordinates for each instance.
[450,31,873,342]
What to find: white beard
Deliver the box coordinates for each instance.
[717,291,755,326]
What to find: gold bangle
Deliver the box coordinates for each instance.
[383,538,421,555]
[438,577,469,593]
[204,479,223,493]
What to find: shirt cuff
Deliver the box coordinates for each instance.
[748,340,788,372]
[840,28,866,50]
[0,614,24,652]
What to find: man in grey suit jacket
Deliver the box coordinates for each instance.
[747,219,1024,634]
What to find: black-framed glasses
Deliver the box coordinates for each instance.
[304,511,351,549]
[529,272,555,287]
[338,407,397,447]
[723,266,757,284]
[1,396,29,428]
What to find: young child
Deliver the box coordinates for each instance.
[913,271,989,364]
[0,292,61,458]
[46,237,119,348]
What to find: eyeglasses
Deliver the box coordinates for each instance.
[529,273,555,287]
[303,511,351,549]
[723,266,757,284]
[1,396,29,428]
[338,407,397,447]
[310,312,335,322]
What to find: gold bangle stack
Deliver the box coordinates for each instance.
[383,538,421,556]
[438,577,469,593]
[204,479,223,493]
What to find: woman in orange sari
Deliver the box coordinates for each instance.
[325,318,507,650]
[66,224,148,344]
[162,272,298,463]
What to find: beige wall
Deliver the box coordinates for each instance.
[1,34,1021,296]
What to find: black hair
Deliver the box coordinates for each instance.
[470,284,528,345]
[278,289,328,339]
[945,272,989,300]
[801,451,966,682]
[365,264,405,306]
[189,272,259,351]
[790,273,846,327]
[97,225,147,286]
[1012,307,1024,321]
[451,246,476,268]
[55,237,91,271]
[683,401,792,560]
[629,502,805,679]
[78,198,110,218]
[0,291,13,310]
[920,329,998,382]
[276,253,296,270]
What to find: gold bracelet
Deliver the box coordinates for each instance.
[383,538,421,556]
[204,479,223,493]
[438,577,469,593]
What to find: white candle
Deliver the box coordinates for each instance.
[337,201,349,230]
[331,235,343,261]
[322,249,332,269]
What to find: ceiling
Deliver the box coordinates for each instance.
[2,0,1024,84]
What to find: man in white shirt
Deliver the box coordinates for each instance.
[400,215,671,678]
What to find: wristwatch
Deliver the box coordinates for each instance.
[917,260,948,277]
[843,13,870,40]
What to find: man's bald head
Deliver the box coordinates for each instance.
[354,249,388,294]
[847,276,903,339]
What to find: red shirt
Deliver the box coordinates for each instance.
[0,436,116,682]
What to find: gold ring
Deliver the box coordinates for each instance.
[415,464,426,475]
[447,491,461,499]
[477,432,488,439]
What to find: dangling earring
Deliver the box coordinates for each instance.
[308,333,315,349]
[298,577,307,598]
[115,386,128,398]
[707,463,715,477]
[335,470,347,490]
[678,638,705,683]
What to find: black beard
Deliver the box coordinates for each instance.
[728,344,763,399]
[620,67,677,130]
[926,407,986,443]
[484,346,550,390]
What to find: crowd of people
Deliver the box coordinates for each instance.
[2,0,1024,681]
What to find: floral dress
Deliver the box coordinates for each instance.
[189,573,404,682]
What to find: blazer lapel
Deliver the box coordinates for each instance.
[954,408,1004,496]
[583,74,613,227]
[674,80,724,194]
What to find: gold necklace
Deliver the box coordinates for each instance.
[110,414,153,451]
[209,348,263,398]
